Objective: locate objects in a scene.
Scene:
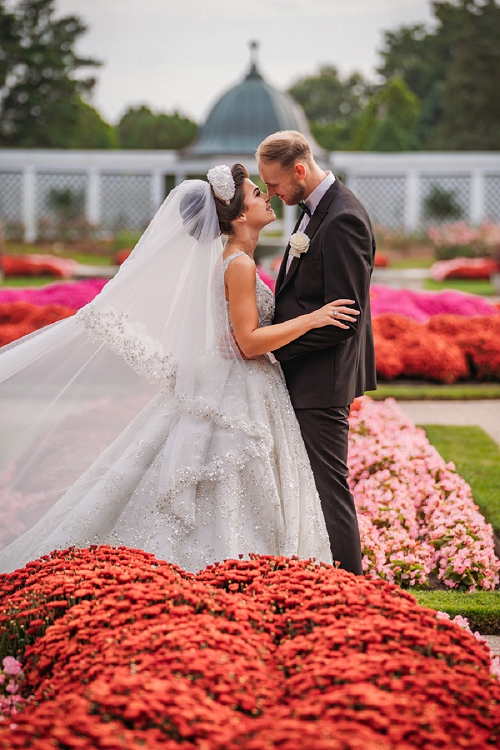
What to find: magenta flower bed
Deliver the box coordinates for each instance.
[0,279,108,310]
[371,284,498,323]
[349,398,499,590]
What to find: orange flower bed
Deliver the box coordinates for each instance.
[0,302,75,347]
[0,547,499,749]
[374,313,500,382]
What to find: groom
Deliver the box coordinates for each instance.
[257,130,376,575]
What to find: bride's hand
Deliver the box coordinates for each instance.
[308,299,360,330]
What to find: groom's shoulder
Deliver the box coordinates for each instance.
[324,181,372,226]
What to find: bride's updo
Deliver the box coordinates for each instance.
[210,164,249,235]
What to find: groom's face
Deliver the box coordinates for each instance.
[258,161,306,206]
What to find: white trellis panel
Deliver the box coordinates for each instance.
[350,175,406,229]
[485,175,500,222]
[100,173,153,231]
[0,171,23,223]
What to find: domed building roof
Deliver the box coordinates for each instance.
[186,44,319,157]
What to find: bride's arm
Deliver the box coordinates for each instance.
[225,256,358,359]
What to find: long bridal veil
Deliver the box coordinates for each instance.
[0,180,258,570]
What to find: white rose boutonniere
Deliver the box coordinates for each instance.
[289,231,310,258]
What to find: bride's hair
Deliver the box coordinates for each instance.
[212,164,248,235]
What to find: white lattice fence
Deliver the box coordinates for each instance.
[419,175,471,225]
[485,175,500,222]
[350,175,406,228]
[35,172,87,224]
[0,171,23,223]
[100,174,153,231]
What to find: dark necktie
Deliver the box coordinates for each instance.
[298,201,311,217]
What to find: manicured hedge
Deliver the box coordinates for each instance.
[414,591,500,635]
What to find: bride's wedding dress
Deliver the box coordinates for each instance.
[0,182,331,573]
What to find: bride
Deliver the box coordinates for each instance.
[0,164,358,573]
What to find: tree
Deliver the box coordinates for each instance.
[287,66,376,151]
[378,0,500,149]
[435,0,500,149]
[350,78,420,152]
[0,0,112,148]
[117,106,197,150]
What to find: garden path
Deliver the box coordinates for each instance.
[397,400,500,449]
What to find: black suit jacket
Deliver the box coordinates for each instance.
[272,179,377,408]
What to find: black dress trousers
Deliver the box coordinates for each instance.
[294,405,363,575]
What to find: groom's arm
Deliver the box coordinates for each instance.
[273,211,372,362]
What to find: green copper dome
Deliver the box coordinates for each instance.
[187,60,309,156]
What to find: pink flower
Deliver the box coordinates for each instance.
[2,657,22,677]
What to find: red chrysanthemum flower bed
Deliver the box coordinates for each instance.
[1,255,77,279]
[0,302,75,346]
[1,547,499,749]
[374,313,500,382]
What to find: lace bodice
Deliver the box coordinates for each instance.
[222,252,275,330]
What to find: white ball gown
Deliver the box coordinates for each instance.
[0,180,331,573]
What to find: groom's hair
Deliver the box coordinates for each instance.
[256,131,313,170]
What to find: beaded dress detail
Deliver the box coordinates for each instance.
[0,252,331,574]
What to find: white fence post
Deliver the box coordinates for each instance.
[22,165,36,243]
[152,170,164,211]
[470,169,485,225]
[404,170,420,233]
[87,167,100,226]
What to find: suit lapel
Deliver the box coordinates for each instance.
[276,179,345,297]
[275,209,305,296]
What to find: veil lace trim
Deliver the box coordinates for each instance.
[77,304,177,386]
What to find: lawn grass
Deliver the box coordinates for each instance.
[421,425,500,537]
[366,384,500,400]
[424,278,496,296]
[412,590,500,634]
[0,276,61,287]
[389,258,435,269]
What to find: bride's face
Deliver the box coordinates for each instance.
[241,178,276,230]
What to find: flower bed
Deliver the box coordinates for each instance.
[0,279,107,309]
[427,220,500,260]
[373,312,500,382]
[1,255,78,279]
[0,547,499,748]
[371,284,498,323]
[0,302,76,346]
[431,257,499,281]
[349,398,499,590]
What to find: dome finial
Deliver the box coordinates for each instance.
[247,40,262,80]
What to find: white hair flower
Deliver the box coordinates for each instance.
[207,165,236,204]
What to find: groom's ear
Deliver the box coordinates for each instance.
[294,163,307,181]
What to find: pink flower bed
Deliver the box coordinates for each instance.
[371,284,498,323]
[0,279,107,310]
[428,220,500,254]
[349,398,499,591]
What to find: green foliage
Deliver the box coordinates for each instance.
[378,0,500,149]
[422,425,500,537]
[117,106,197,149]
[46,187,84,220]
[0,0,114,148]
[412,590,500,635]
[424,185,462,222]
[112,229,143,251]
[287,66,375,151]
[351,78,420,152]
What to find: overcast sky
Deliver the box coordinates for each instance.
[56,0,435,124]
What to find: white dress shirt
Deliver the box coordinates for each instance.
[286,171,336,273]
